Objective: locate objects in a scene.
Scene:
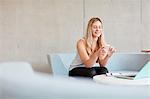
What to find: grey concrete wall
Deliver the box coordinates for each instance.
[0,0,150,73]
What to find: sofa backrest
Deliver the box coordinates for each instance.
[47,53,150,76]
[106,53,150,71]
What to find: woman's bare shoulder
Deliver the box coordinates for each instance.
[76,38,88,56]
[77,38,86,44]
[77,38,86,48]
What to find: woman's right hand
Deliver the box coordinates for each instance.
[98,47,108,60]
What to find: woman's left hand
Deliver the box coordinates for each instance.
[107,46,116,57]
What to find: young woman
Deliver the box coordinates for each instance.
[69,17,115,78]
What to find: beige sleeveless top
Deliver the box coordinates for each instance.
[69,53,99,71]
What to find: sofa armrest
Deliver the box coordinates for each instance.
[47,54,68,76]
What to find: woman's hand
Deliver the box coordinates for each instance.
[98,47,108,60]
[107,46,116,57]
[98,45,116,60]
[98,45,116,67]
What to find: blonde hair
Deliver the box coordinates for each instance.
[84,17,106,55]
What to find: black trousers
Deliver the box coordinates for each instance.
[69,67,108,78]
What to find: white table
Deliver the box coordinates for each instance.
[93,74,150,86]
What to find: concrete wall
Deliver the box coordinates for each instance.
[0,0,150,73]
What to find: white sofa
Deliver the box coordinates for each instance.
[1,69,150,99]
[47,52,150,76]
[0,54,150,99]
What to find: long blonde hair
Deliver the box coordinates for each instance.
[84,17,106,55]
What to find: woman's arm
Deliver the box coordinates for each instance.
[99,54,110,67]
[77,39,101,68]
[98,46,116,67]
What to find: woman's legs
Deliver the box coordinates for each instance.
[93,67,109,75]
[69,67,108,78]
[69,67,96,78]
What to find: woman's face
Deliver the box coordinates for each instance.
[91,21,103,38]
